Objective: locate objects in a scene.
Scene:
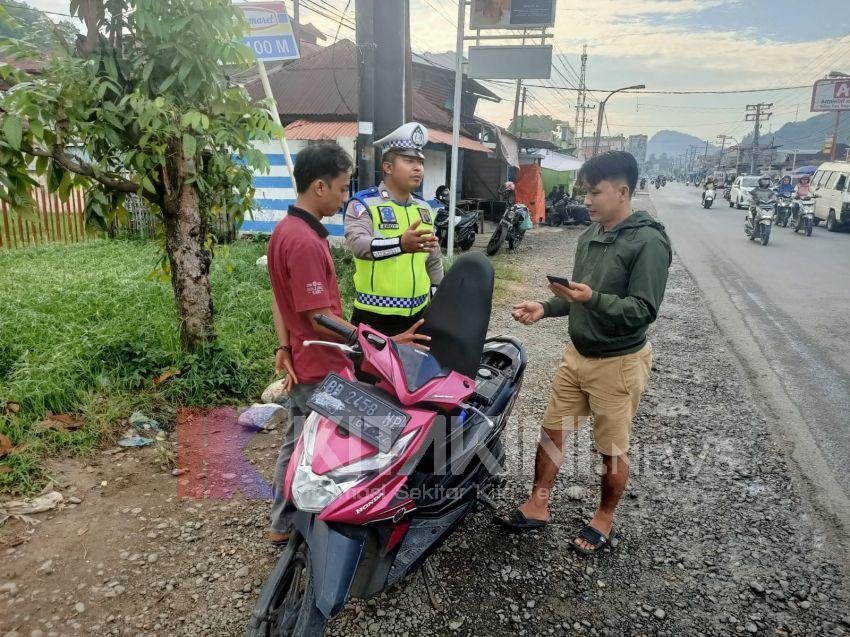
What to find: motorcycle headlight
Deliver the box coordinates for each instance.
[290,416,419,513]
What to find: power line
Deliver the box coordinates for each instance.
[520,83,814,95]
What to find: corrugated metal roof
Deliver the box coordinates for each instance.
[284,120,488,154]
[285,120,357,139]
[429,129,490,154]
[245,40,468,132]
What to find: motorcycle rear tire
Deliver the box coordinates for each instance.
[761,229,770,246]
[486,225,507,256]
[459,234,476,251]
[247,535,327,637]
[805,222,813,237]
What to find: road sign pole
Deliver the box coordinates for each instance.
[447,0,467,260]
[257,60,297,192]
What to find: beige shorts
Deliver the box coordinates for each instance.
[543,342,653,456]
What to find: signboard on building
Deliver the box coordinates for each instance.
[238,1,300,62]
[811,78,850,112]
[470,0,557,30]
[468,45,553,79]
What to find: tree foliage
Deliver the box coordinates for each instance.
[0,1,79,52]
[508,114,567,136]
[0,0,281,348]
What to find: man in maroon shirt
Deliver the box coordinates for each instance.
[267,143,428,545]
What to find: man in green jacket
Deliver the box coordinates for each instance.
[498,151,672,555]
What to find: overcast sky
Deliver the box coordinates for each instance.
[23,0,850,142]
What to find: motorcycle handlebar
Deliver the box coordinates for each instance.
[316,314,357,344]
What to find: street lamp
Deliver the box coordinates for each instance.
[593,84,645,156]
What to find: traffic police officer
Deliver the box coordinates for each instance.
[344,122,444,336]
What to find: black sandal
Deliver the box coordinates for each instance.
[494,510,548,532]
[571,524,614,555]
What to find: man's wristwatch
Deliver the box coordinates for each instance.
[274,345,292,355]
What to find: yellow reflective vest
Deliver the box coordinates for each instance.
[350,189,435,316]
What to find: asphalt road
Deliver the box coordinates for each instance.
[646,183,850,540]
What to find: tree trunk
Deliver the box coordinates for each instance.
[161,181,215,350]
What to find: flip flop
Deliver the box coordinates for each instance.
[493,510,548,532]
[571,524,615,555]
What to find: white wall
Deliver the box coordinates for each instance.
[422,148,447,202]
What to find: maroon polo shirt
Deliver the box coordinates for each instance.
[267,206,353,385]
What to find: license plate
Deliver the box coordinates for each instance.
[307,374,410,452]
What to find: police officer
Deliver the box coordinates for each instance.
[344,122,444,336]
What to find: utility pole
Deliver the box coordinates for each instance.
[830,111,842,161]
[512,80,523,133]
[372,0,409,171]
[292,0,299,26]
[716,134,731,172]
[573,44,588,152]
[746,103,773,174]
[702,139,710,179]
[518,86,528,140]
[355,0,376,189]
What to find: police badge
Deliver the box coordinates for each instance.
[412,125,426,147]
[378,206,399,230]
[417,207,432,225]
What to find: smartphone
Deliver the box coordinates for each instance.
[546,275,571,287]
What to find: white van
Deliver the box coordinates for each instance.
[811,161,850,232]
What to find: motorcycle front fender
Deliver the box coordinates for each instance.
[291,510,366,618]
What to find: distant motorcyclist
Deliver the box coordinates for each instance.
[794,175,813,199]
[748,175,777,224]
[791,175,813,220]
[701,177,716,202]
[777,175,794,197]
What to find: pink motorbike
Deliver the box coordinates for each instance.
[247,253,527,636]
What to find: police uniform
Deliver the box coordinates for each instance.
[344,122,444,336]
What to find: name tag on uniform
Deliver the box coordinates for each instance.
[418,207,432,225]
[378,206,399,230]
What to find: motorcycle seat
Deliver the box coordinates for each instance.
[421,252,494,380]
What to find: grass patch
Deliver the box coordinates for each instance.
[491,257,524,304]
[0,238,354,495]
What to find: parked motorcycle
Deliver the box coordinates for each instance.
[774,195,793,227]
[486,203,529,255]
[433,186,477,252]
[745,199,774,246]
[547,195,590,227]
[702,187,716,209]
[723,186,731,201]
[247,252,527,637]
[792,196,815,236]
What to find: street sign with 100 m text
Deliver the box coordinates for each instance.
[238,1,300,62]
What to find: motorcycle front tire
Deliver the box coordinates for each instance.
[761,228,770,246]
[459,233,476,251]
[805,220,813,237]
[247,535,327,637]
[486,225,507,256]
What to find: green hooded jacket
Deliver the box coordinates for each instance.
[542,210,672,358]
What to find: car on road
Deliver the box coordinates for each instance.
[729,175,761,209]
[811,161,850,232]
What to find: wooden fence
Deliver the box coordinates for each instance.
[0,186,88,249]
[1,187,241,249]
